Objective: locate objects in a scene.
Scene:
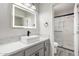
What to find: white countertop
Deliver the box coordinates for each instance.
[0,36,49,56]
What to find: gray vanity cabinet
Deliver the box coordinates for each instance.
[31,48,44,56]
[25,39,50,56]
[9,39,50,56]
[25,42,45,56]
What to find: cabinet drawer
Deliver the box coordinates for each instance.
[25,42,44,56]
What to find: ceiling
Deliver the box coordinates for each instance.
[54,3,75,16]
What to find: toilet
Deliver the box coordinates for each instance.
[54,42,59,54]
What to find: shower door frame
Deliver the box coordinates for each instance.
[74,3,79,56]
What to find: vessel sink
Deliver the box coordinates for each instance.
[20,35,39,43]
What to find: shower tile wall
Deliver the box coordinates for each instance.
[54,15,74,50]
[54,17,64,46]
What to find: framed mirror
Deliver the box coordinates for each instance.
[12,4,36,28]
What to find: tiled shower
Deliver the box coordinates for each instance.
[54,3,78,56]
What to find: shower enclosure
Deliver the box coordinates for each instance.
[54,3,79,56]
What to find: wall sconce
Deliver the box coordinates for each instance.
[44,22,48,27]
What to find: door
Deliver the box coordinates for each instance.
[63,15,74,50]
[31,48,44,56]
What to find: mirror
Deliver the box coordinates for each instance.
[12,4,36,28]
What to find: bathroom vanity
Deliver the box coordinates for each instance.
[0,4,50,56]
[10,42,45,56]
[11,40,50,56]
[0,36,50,56]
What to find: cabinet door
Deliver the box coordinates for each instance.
[10,51,25,56]
[31,48,44,56]
[44,40,50,56]
[38,48,44,56]
[25,42,44,56]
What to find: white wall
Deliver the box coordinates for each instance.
[39,3,52,35]
[38,3,54,56]
[0,3,39,44]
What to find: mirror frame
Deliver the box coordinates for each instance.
[12,3,37,28]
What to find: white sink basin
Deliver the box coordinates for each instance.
[20,35,39,43]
